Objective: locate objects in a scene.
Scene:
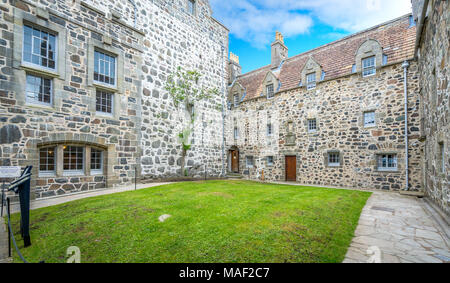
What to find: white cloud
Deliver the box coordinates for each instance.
[210,0,412,48]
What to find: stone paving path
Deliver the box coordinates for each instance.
[343,192,449,263]
[0,215,11,263]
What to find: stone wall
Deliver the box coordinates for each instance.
[415,0,449,214]
[0,0,229,199]
[226,62,423,192]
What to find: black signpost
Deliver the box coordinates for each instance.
[8,166,32,247]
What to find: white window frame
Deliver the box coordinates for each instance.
[306,73,316,90]
[377,154,398,171]
[362,56,376,77]
[22,24,58,72]
[93,49,117,88]
[96,89,114,116]
[91,148,104,175]
[308,119,317,132]
[364,111,376,128]
[328,152,340,167]
[187,0,195,15]
[39,147,56,177]
[246,156,254,168]
[63,146,85,176]
[25,73,53,106]
[266,84,274,98]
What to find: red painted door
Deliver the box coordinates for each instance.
[285,156,297,181]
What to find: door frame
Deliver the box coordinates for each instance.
[285,155,297,182]
[230,149,240,173]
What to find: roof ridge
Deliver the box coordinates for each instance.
[238,13,412,77]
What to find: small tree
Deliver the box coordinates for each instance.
[165,67,219,176]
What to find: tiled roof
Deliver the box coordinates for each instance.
[235,14,416,101]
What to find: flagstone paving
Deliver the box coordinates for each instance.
[343,192,449,263]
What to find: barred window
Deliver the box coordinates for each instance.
[266,84,274,98]
[91,148,103,174]
[267,123,273,136]
[26,74,52,105]
[39,147,56,175]
[364,111,376,127]
[287,122,294,133]
[377,154,397,171]
[23,25,57,70]
[267,156,274,166]
[362,56,376,77]
[94,50,116,86]
[306,73,316,90]
[246,156,254,168]
[234,127,239,139]
[96,90,113,114]
[63,146,84,174]
[308,119,317,132]
[328,152,340,167]
[188,0,195,15]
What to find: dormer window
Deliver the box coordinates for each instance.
[233,93,239,106]
[362,56,376,77]
[266,84,274,98]
[306,73,316,90]
[188,0,195,15]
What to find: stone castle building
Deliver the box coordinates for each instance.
[0,0,447,215]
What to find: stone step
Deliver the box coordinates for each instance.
[399,191,425,197]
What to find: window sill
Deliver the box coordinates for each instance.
[93,82,118,92]
[364,125,377,129]
[96,112,114,118]
[26,102,54,110]
[63,172,85,177]
[376,169,399,173]
[39,173,56,178]
[20,63,60,78]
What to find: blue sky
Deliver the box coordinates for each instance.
[210,0,412,73]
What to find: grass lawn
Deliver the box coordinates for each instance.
[8,180,371,263]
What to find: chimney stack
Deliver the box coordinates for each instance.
[271,31,288,69]
[228,52,242,84]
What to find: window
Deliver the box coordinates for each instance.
[233,93,239,106]
[91,148,103,175]
[409,15,416,27]
[26,74,52,105]
[306,73,316,90]
[187,0,195,15]
[362,56,376,77]
[328,152,340,167]
[94,50,116,86]
[96,90,113,115]
[439,143,445,173]
[234,127,239,139]
[267,123,273,136]
[308,119,317,132]
[23,25,57,70]
[246,156,254,168]
[377,154,398,171]
[364,111,376,127]
[267,156,274,166]
[266,84,274,98]
[63,146,84,175]
[287,122,294,133]
[39,147,55,175]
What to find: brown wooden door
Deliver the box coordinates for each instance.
[231,150,239,173]
[285,156,297,181]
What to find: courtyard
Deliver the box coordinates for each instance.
[6,181,371,263]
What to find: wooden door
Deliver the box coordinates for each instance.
[231,150,239,173]
[285,156,297,181]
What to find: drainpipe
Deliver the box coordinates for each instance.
[221,44,226,177]
[128,0,137,28]
[402,60,410,190]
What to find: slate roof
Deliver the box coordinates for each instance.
[234,14,416,101]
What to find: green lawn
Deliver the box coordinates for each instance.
[8,180,371,263]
